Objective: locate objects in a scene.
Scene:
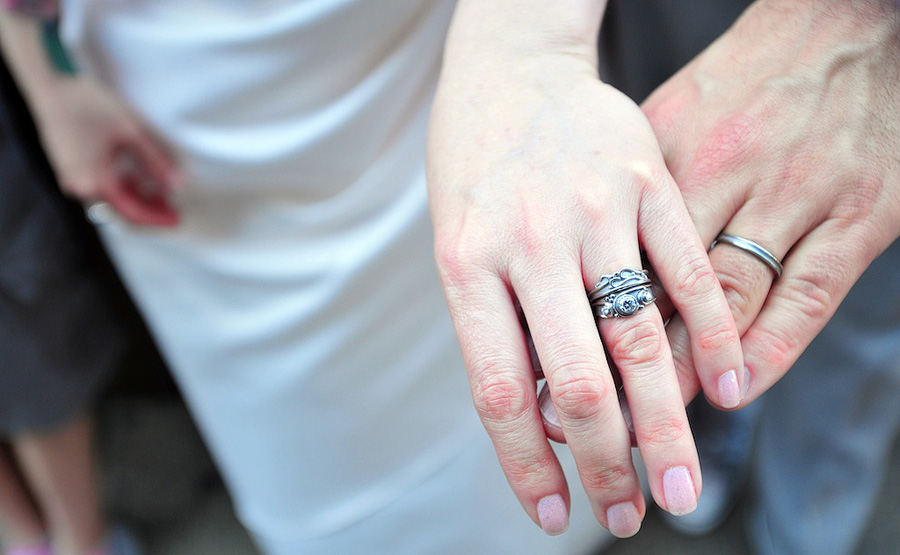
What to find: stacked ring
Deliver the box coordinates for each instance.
[588,267,656,319]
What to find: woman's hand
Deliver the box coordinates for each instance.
[642,0,900,404]
[427,0,744,537]
[0,9,180,226]
[30,76,181,226]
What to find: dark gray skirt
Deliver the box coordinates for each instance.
[0,59,124,435]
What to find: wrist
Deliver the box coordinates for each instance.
[720,0,900,73]
[443,0,608,72]
[752,0,900,36]
[0,9,73,115]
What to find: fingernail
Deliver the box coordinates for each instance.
[741,366,752,399]
[538,386,560,429]
[663,466,697,516]
[717,369,741,409]
[606,501,641,538]
[537,494,569,536]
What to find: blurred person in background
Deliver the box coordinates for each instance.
[0,24,139,555]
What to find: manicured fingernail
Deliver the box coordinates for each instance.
[538,386,560,429]
[717,369,741,408]
[606,501,641,538]
[741,366,752,399]
[663,466,697,516]
[537,494,569,536]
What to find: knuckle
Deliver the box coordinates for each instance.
[552,371,613,423]
[634,415,691,451]
[830,174,883,224]
[721,282,755,322]
[671,253,720,301]
[472,371,534,425]
[714,264,759,320]
[778,271,837,325]
[746,326,796,373]
[580,461,634,493]
[625,159,666,193]
[610,318,664,370]
[503,453,557,485]
[434,236,484,289]
[695,318,740,355]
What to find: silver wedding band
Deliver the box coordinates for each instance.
[711,233,783,278]
[588,267,656,318]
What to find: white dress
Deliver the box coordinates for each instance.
[60,1,614,552]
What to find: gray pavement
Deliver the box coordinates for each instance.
[95,396,900,555]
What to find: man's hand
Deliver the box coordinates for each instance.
[642,0,900,404]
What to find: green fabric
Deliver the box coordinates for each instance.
[41,21,76,74]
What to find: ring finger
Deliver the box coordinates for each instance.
[587,251,701,521]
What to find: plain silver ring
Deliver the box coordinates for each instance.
[711,233,784,278]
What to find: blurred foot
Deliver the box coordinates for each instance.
[661,397,763,535]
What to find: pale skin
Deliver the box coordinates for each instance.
[0,9,170,555]
[7,0,727,540]
[0,415,107,555]
[7,0,898,543]
[429,0,745,538]
[431,0,900,540]
[0,9,180,227]
[543,0,900,409]
[645,0,900,406]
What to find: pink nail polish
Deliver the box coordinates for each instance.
[717,369,741,408]
[537,494,569,536]
[538,386,560,429]
[606,501,641,538]
[663,466,697,516]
